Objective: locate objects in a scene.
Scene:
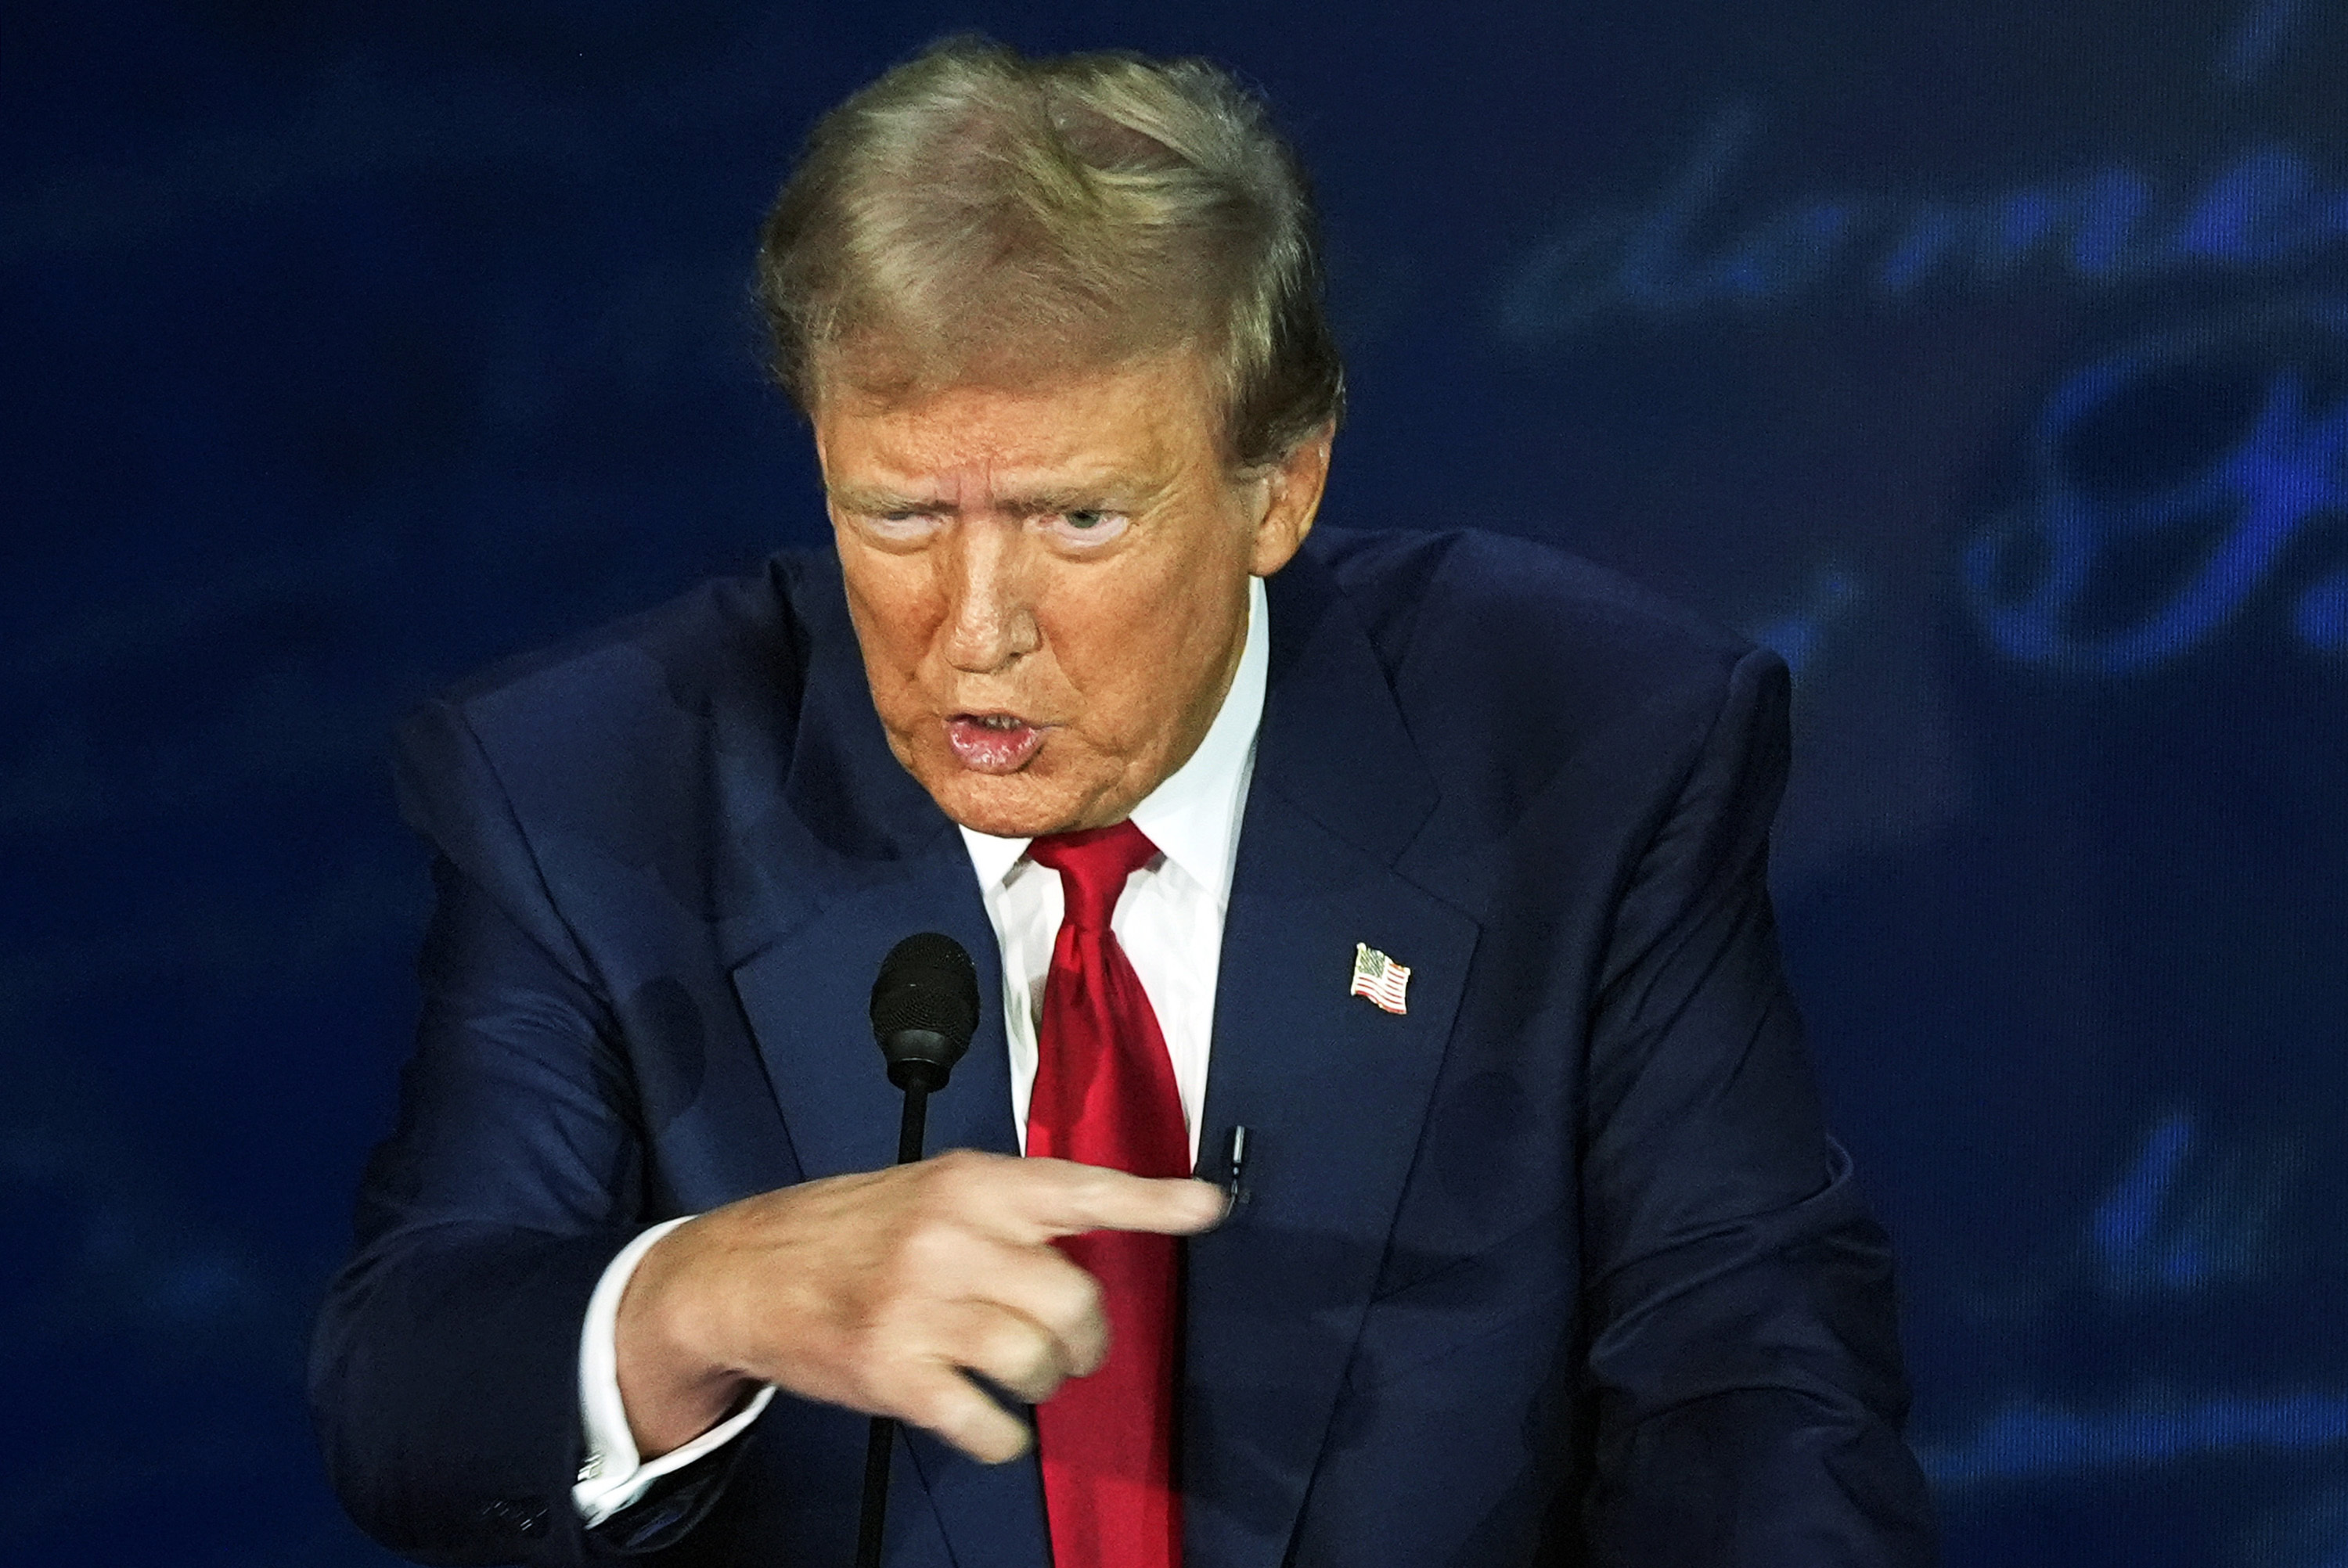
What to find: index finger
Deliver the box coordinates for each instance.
[996,1159,1228,1242]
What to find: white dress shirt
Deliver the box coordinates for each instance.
[573,577,1269,1526]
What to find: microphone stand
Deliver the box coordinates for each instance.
[855,1074,935,1568]
[859,930,974,1568]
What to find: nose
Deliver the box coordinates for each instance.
[937,516,1039,674]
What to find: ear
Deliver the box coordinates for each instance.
[1248,424,1335,577]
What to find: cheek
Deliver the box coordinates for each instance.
[1057,571,1240,742]
[841,563,941,692]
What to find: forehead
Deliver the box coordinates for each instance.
[813,350,1224,490]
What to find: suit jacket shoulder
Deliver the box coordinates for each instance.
[1302,527,1784,890]
[393,549,950,976]
[405,552,815,854]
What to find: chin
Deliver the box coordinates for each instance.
[926,770,1088,840]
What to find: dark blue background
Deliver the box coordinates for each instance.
[8,2,2344,1563]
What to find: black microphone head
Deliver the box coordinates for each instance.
[870,933,979,1092]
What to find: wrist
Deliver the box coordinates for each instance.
[614,1223,754,1458]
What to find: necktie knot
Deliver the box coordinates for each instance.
[1028,820,1158,933]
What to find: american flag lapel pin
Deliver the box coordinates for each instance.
[1350,942,1411,1015]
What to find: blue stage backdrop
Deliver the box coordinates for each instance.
[5,2,2343,1563]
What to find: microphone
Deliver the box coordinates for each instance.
[870,930,979,1097]
[858,933,979,1568]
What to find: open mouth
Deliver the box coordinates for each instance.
[945,712,1046,774]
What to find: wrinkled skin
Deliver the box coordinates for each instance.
[819,350,1330,838]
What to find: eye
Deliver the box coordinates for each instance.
[1042,509,1129,546]
[859,510,944,544]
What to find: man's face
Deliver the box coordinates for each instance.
[816,350,1330,838]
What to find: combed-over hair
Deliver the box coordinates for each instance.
[754,37,1344,466]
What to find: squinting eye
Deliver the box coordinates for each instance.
[862,512,942,541]
[1045,509,1129,545]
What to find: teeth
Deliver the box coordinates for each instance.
[974,714,1021,730]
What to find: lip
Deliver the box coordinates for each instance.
[944,712,1049,774]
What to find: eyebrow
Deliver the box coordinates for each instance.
[827,481,1161,517]
[826,487,945,516]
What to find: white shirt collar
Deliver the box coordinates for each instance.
[957,574,1268,904]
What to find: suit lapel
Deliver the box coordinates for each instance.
[728,556,1049,1568]
[729,843,1018,1176]
[1184,547,1482,1568]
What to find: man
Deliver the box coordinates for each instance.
[312,38,1937,1568]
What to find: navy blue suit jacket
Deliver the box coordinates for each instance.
[312,527,1936,1566]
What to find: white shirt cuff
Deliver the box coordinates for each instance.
[572,1216,776,1527]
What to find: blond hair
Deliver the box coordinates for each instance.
[753,37,1344,466]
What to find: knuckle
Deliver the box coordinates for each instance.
[1048,1256,1105,1327]
[929,1148,991,1187]
[1064,1160,1118,1202]
[913,1378,988,1443]
[1070,1260,1106,1314]
[937,1406,991,1455]
[895,1381,953,1433]
[985,1315,1052,1380]
[944,1399,1021,1462]
[914,1150,1001,1221]
[899,1220,966,1278]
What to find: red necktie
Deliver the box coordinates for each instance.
[1025,821,1187,1568]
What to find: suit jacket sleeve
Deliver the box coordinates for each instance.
[309,697,734,1565]
[1577,647,1938,1565]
